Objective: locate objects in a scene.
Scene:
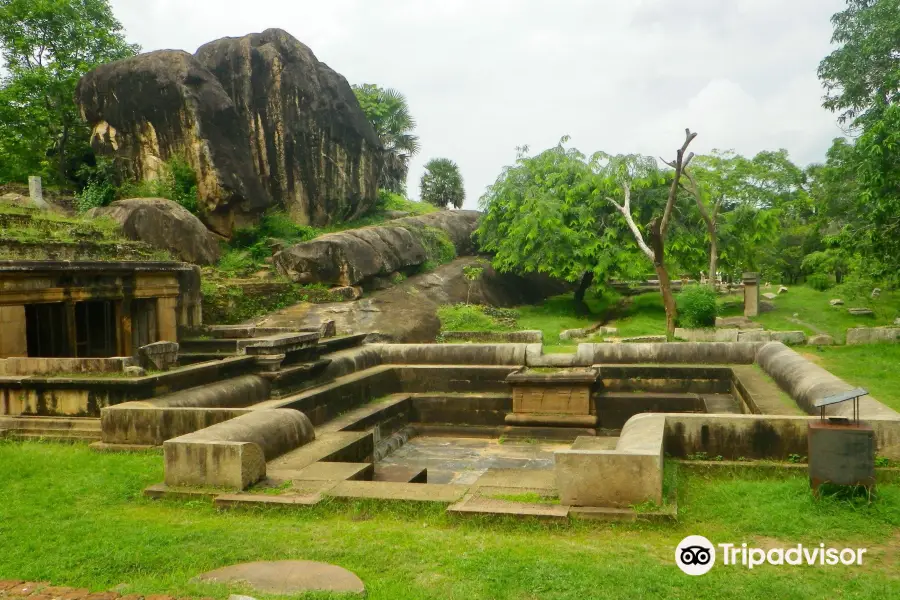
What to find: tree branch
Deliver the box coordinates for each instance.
[660,128,698,235]
[606,182,655,261]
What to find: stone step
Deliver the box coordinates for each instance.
[0,416,100,431]
[268,431,375,471]
[8,430,101,441]
[447,494,569,521]
[326,480,468,503]
[372,465,427,483]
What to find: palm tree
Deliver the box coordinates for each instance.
[420,157,465,209]
[352,84,420,194]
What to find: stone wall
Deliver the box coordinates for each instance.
[846,327,900,345]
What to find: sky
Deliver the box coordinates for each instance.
[109,0,849,209]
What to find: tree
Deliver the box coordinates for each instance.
[0,0,138,184]
[605,129,698,339]
[352,84,420,194]
[818,0,900,125]
[476,139,650,315]
[420,157,465,209]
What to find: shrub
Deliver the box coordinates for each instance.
[677,285,718,328]
[76,180,116,213]
[414,226,456,265]
[117,155,200,214]
[806,273,833,291]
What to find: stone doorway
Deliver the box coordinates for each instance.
[74,300,117,357]
[24,302,69,357]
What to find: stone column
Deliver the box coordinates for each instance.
[743,272,760,318]
[0,306,28,357]
[28,176,49,209]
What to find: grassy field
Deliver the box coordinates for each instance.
[802,345,900,412]
[1,442,899,600]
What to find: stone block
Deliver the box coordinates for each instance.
[807,334,835,346]
[138,341,179,371]
[848,308,875,316]
[163,409,315,489]
[770,331,807,346]
[846,327,900,345]
[830,299,844,306]
[737,329,771,342]
[674,328,739,342]
[762,293,778,300]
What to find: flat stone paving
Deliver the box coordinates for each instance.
[197,560,364,596]
[378,436,572,484]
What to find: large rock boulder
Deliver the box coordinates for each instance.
[195,29,381,227]
[76,51,269,237]
[274,210,480,287]
[76,29,382,236]
[87,198,221,265]
[257,256,570,342]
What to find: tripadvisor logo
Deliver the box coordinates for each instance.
[675,535,868,575]
[675,535,716,576]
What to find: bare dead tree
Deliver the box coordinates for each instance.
[607,128,697,339]
[681,169,721,289]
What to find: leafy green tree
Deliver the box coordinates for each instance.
[352,83,419,194]
[420,157,465,209]
[0,0,138,184]
[476,139,649,315]
[819,0,900,125]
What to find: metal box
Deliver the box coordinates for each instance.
[808,421,875,495]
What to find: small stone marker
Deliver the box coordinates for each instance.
[830,299,844,306]
[871,288,881,299]
[808,334,835,346]
[778,286,789,294]
[848,308,875,317]
[743,272,760,317]
[197,560,365,596]
[28,176,50,209]
[762,292,778,300]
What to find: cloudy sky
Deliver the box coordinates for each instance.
[109,0,848,209]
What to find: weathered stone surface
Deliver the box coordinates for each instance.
[195,29,380,227]
[674,328,739,343]
[778,286,788,294]
[138,341,179,371]
[198,561,364,596]
[807,334,835,346]
[848,308,875,316]
[846,327,900,345]
[762,292,778,300]
[259,257,567,342]
[830,299,844,306]
[274,211,480,286]
[621,335,667,343]
[770,331,807,346]
[78,30,381,236]
[164,408,314,489]
[77,51,269,236]
[87,198,220,265]
[871,288,882,298]
[756,342,899,418]
[330,286,362,301]
[124,366,146,377]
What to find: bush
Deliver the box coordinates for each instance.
[117,155,200,214]
[76,180,116,213]
[806,273,833,291]
[677,285,718,328]
[413,226,456,266]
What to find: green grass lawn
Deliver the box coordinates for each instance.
[752,286,899,343]
[803,345,900,412]
[1,442,899,600]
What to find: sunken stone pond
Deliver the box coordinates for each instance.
[14,328,880,522]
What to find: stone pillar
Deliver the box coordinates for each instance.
[0,306,28,357]
[28,176,49,209]
[743,272,760,318]
[65,301,78,357]
[156,297,179,342]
